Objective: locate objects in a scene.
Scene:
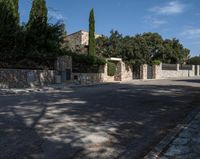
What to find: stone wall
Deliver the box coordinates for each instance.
[71,61,134,84]
[55,56,72,72]
[121,62,133,81]
[72,63,115,84]
[72,73,104,84]
[0,69,54,88]
[155,64,197,79]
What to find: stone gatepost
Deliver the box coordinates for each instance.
[102,63,108,82]
[141,64,147,80]
[176,64,180,71]
[55,56,72,82]
[192,65,195,77]
[154,64,162,79]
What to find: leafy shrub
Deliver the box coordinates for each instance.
[107,62,116,76]
[188,56,200,65]
[70,53,106,73]
[72,53,106,65]
[96,57,106,65]
[151,60,161,65]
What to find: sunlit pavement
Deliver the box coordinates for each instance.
[0,77,200,159]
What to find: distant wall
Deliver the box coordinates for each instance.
[155,64,198,79]
[72,73,104,84]
[71,61,134,84]
[0,69,54,88]
[71,63,114,84]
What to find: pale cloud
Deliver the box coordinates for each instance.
[144,16,167,28]
[150,1,185,15]
[180,28,200,39]
[48,10,65,21]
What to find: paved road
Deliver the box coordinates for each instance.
[0,78,200,159]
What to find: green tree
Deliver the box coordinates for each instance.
[24,0,67,68]
[96,30,123,58]
[88,8,96,56]
[96,31,190,65]
[141,32,163,62]
[160,38,189,64]
[188,56,200,65]
[96,35,110,57]
[26,0,48,55]
[13,0,19,25]
[0,0,19,63]
[27,0,47,29]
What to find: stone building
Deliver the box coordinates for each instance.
[65,30,101,53]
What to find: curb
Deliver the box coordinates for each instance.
[143,106,200,159]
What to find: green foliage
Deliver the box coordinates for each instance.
[96,57,106,65]
[13,0,20,25]
[96,31,190,65]
[71,53,106,65]
[0,0,66,69]
[27,0,47,30]
[70,53,106,73]
[188,56,200,65]
[158,39,190,64]
[151,60,161,65]
[96,30,123,58]
[0,0,19,61]
[26,0,48,53]
[88,8,96,56]
[107,61,116,76]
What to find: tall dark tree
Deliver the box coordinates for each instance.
[27,0,47,29]
[13,0,19,25]
[26,0,48,55]
[0,0,19,63]
[88,8,96,56]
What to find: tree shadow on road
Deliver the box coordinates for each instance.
[0,83,199,159]
[173,78,200,84]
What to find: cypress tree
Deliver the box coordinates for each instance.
[0,0,19,60]
[26,0,48,56]
[88,8,96,56]
[13,0,20,25]
[27,0,48,30]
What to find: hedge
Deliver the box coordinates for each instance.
[107,62,116,76]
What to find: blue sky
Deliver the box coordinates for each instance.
[19,0,200,56]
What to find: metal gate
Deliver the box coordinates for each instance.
[147,65,154,79]
[132,65,141,79]
[195,65,198,76]
[60,69,71,82]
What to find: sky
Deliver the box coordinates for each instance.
[19,0,200,56]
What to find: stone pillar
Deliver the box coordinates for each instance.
[176,64,180,71]
[101,63,108,82]
[192,65,195,77]
[141,64,147,80]
[55,56,72,81]
[154,64,162,79]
